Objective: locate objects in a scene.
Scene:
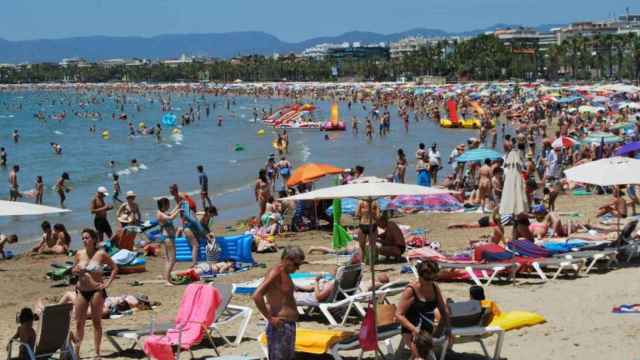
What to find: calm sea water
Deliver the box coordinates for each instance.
[0,91,479,253]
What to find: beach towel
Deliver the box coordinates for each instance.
[144,284,221,360]
[111,249,138,265]
[507,239,552,258]
[612,304,640,314]
[474,243,514,262]
[258,328,352,354]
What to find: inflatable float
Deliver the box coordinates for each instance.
[321,103,346,131]
[439,118,495,129]
[101,130,110,140]
[264,104,322,129]
[175,234,256,263]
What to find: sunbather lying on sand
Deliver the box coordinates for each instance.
[35,291,158,319]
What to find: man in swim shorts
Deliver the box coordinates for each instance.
[90,186,114,243]
[8,164,20,201]
[197,165,213,209]
[253,246,305,360]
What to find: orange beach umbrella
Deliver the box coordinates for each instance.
[287,163,344,187]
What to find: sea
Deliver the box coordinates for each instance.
[0,90,482,254]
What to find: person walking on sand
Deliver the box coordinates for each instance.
[253,246,305,360]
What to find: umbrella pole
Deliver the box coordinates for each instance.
[367,198,378,359]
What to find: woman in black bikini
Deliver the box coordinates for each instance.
[396,260,450,359]
[71,228,118,359]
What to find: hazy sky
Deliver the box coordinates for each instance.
[1,0,636,42]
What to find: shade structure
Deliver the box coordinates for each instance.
[581,132,623,145]
[0,200,70,216]
[500,150,528,216]
[564,157,640,186]
[286,163,344,187]
[551,136,578,149]
[387,194,463,213]
[615,141,640,156]
[282,179,449,339]
[456,148,502,163]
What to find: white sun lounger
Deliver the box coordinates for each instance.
[553,249,618,273]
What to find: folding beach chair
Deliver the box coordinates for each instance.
[143,284,222,359]
[7,303,77,360]
[208,283,253,346]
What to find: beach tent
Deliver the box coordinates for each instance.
[287,163,344,187]
[499,150,528,216]
[0,200,70,217]
[282,177,449,337]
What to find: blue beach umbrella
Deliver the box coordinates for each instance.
[456,148,502,163]
[615,141,640,156]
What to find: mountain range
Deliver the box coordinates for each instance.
[0,24,563,64]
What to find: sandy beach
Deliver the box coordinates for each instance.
[1,193,638,360]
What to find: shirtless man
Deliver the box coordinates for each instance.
[597,187,628,219]
[8,165,20,201]
[90,186,114,243]
[253,246,305,360]
[478,159,493,213]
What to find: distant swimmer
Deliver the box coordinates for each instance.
[12,129,19,143]
[0,147,6,168]
[217,115,223,127]
[50,142,62,155]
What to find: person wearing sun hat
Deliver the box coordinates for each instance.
[90,186,114,243]
[116,190,142,228]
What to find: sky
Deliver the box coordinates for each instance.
[0,0,636,42]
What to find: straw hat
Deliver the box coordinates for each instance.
[126,190,136,198]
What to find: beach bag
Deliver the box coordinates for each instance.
[448,300,485,328]
[375,304,397,327]
[358,304,378,351]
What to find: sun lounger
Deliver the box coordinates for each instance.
[553,249,618,273]
[7,303,77,360]
[406,247,519,287]
[508,240,587,281]
[448,326,504,360]
[258,324,401,360]
[107,284,250,352]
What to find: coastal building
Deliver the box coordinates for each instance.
[326,43,390,61]
[390,37,429,59]
[301,43,349,60]
[492,27,557,49]
[162,54,195,67]
[59,57,90,67]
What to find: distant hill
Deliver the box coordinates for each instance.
[0,24,565,63]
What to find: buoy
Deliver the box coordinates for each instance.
[257,129,265,137]
[101,130,110,140]
[234,144,245,151]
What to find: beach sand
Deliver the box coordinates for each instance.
[1,193,639,359]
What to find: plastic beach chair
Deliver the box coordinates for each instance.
[7,303,77,360]
[208,283,253,346]
[143,284,221,360]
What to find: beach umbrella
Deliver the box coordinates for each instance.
[499,150,528,216]
[456,148,502,163]
[387,194,463,213]
[564,157,640,186]
[0,200,70,216]
[551,136,578,149]
[286,163,344,187]
[615,141,640,156]
[282,178,449,336]
[581,132,623,145]
[578,105,599,114]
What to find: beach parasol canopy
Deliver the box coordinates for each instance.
[0,200,70,216]
[551,136,578,149]
[581,132,623,145]
[564,157,640,186]
[287,163,344,187]
[387,194,463,213]
[615,141,640,156]
[500,150,528,216]
[456,148,503,163]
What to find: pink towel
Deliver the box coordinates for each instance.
[144,284,221,360]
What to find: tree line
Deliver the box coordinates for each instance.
[1,34,639,83]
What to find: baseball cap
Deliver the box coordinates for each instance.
[97,186,109,196]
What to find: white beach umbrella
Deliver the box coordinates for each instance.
[564,157,640,186]
[0,200,70,216]
[500,150,528,216]
[283,179,449,336]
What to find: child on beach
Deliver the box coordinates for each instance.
[11,308,36,360]
[0,233,18,259]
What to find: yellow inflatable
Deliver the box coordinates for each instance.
[101,130,110,140]
[138,122,145,129]
[172,128,181,135]
[257,129,266,137]
[490,311,545,331]
[439,119,458,128]
[440,118,496,129]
